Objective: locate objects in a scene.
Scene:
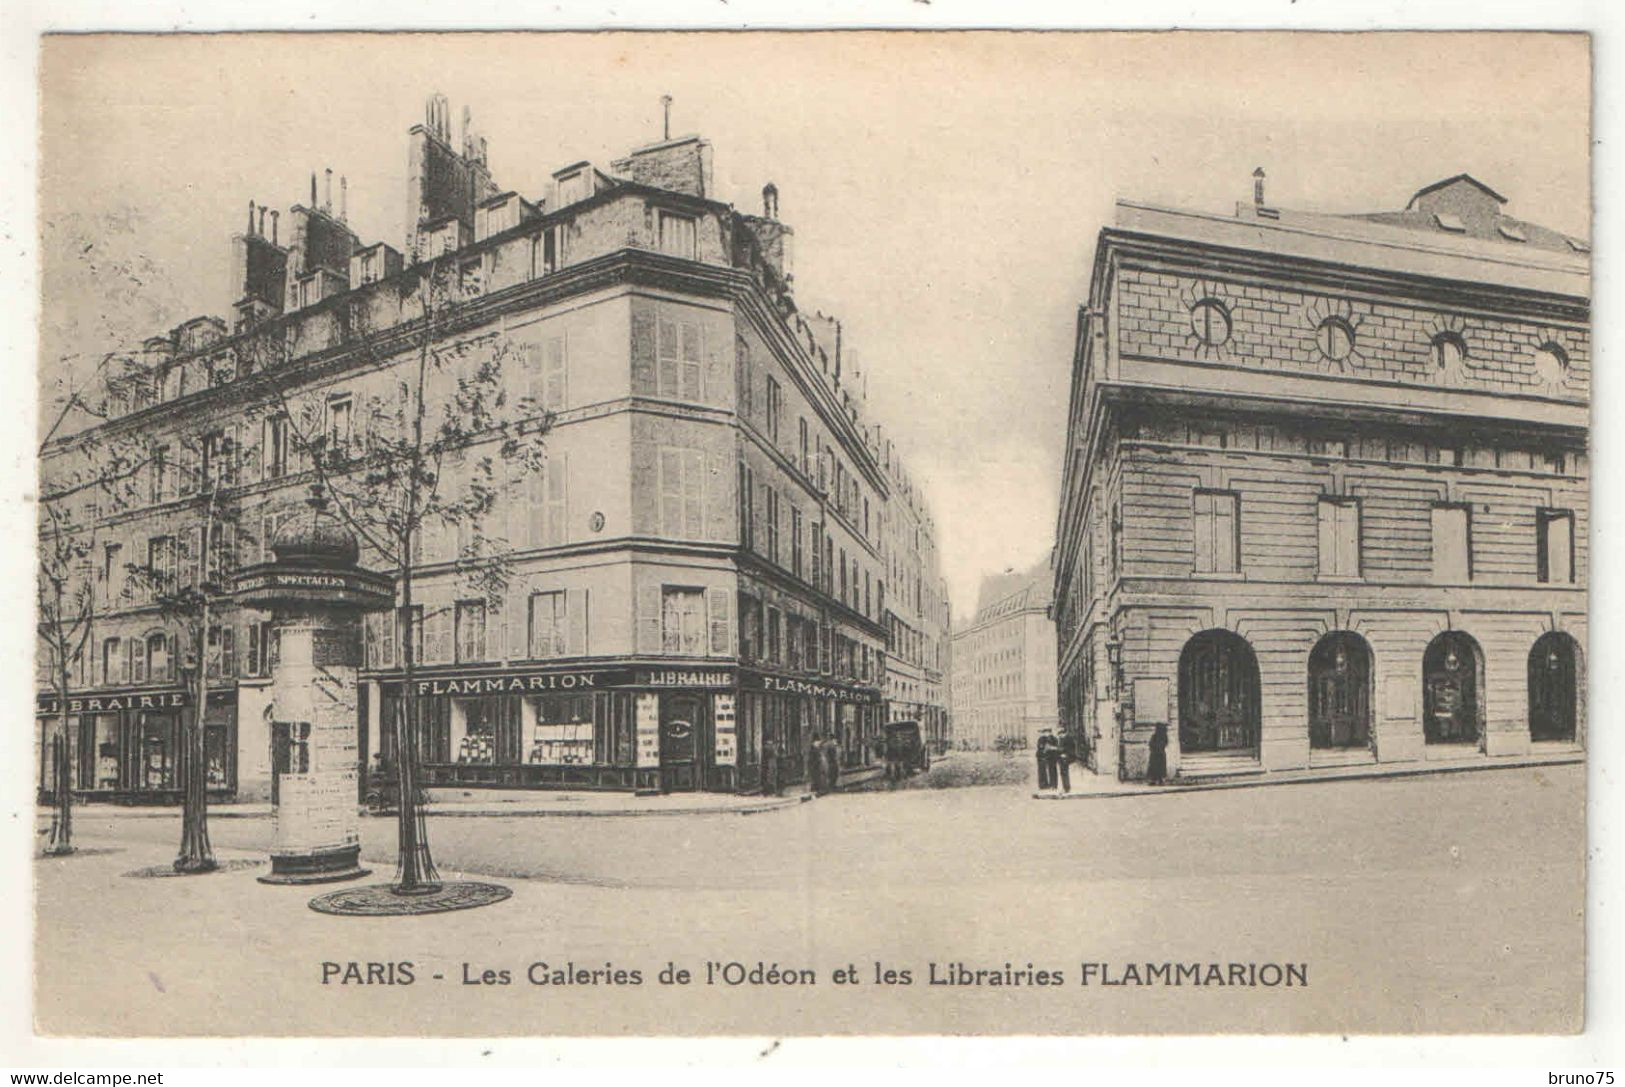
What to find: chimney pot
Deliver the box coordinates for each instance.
[341,176,348,223]
[271,210,279,246]
[325,168,333,213]
[310,172,318,206]
[763,182,780,220]
[247,199,256,235]
[258,205,267,237]
[1253,166,1266,207]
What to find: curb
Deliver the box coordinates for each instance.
[1030,753,1585,801]
[47,794,814,821]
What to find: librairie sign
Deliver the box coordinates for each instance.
[37,689,187,714]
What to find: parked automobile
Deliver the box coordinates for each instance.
[883,720,930,780]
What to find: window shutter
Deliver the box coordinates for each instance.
[181,527,201,588]
[544,456,568,546]
[545,334,567,409]
[681,323,703,401]
[656,317,679,397]
[684,450,704,539]
[707,587,731,657]
[1317,500,1337,577]
[179,443,198,496]
[630,307,658,394]
[659,449,682,537]
[567,588,589,656]
[1214,494,1238,573]
[636,583,662,655]
[1338,503,1360,577]
[424,605,452,663]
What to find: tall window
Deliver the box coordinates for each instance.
[455,600,487,662]
[206,624,236,679]
[326,394,353,459]
[1192,489,1240,574]
[661,586,706,655]
[246,620,275,677]
[529,590,567,658]
[150,445,170,503]
[202,428,236,490]
[657,210,698,259]
[657,318,703,401]
[147,535,177,598]
[1537,508,1575,584]
[263,415,290,480]
[103,542,124,604]
[1317,497,1361,578]
[738,463,754,549]
[766,376,782,442]
[524,336,568,411]
[1431,504,1471,583]
[765,488,780,564]
[791,506,804,579]
[147,632,171,682]
[103,637,124,685]
[798,417,809,474]
[659,448,705,539]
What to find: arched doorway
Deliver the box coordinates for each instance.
[1528,632,1579,743]
[1422,631,1484,745]
[1308,632,1373,749]
[1178,630,1261,755]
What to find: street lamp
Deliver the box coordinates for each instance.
[1105,634,1123,697]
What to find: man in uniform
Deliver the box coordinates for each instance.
[1035,728,1059,790]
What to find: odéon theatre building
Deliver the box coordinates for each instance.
[1052,174,1588,781]
[36,95,950,802]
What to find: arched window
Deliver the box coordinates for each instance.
[1190,299,1232,347]
[1431,332,1467,372]
[1316,316,1355,361]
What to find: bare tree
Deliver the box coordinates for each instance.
[263,260,548,893]
[122,428,253,874]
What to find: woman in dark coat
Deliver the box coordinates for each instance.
[1147,723,1169,785]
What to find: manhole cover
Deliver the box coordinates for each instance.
[308,880,512,916]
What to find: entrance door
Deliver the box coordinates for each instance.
[1528,632,1578,743]
[1178,630,1261,754]
[1308,632,1372,748]
[1423,631,1482,744]
[659,693,704,792]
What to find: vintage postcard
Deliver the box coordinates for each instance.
[26,29,1590,1040]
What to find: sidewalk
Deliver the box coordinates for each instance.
[38,788,811,821]
[1031,748,1585,800]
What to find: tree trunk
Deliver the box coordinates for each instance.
[175,542,216,873]
[44,609,75,856]
[392,541,439,894]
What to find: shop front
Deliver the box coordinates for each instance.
[368,663,884,795]
[374,664,737,794]
[35,686,238,805]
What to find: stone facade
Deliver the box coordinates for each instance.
[1052,177,1589,782]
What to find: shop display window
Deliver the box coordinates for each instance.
[526,693,595,765]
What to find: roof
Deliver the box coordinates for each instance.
[1406,173,1507,208]
[968,558,1053,625]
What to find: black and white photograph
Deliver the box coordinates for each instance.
[7,18,1614,1062]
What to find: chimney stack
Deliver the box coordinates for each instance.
[763,182,780,220]
[310,172,318,206]
[340,176,348,223]
[325,168,333,214]
[271,209,279,245]
[247,199,256,235]
[1253,166,1266,208]
[661,94,673,141]
[257,205,267,237]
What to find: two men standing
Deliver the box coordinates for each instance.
[1035,728,1072,794]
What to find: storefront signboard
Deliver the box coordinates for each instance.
[713,693,736,766]
[36,689,187,715]
[745,670,884,704]
[635,693,660,767]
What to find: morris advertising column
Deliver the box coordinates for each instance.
[234,489,393,885]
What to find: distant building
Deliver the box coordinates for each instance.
[949,561,1058,750]
[1052,173,1588,781]
[36,94,947,802]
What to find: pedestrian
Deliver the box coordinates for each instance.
[808,736,827,795]
[761,739,779,797]
[1147,723,1169,786]
[1035,728,1059,790]
[822,733,841,793]
[1056,729,1074,794]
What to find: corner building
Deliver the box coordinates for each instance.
[1053,176,1588,781]
[37,96,947,801]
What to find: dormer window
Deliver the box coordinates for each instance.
[1496,221,1528,242]
[556,170,589,207]
[657,210,698,259]
[1567,237,1591,254]
[1433,212,1468,233]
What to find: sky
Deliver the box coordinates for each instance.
[37,31,1591,620]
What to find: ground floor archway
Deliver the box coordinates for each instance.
[1308,631,1372,749]
[1423,631,1484,745]
[1528,631,1579,743]
[1178,629,1261,755]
